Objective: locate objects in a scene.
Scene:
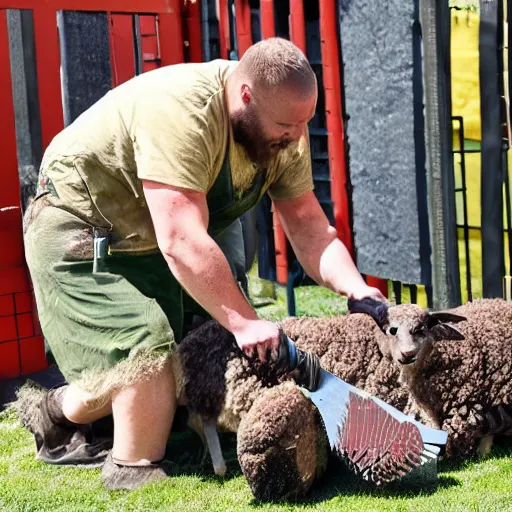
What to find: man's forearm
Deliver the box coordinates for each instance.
[293,233,367,298]
[161,233,258,333]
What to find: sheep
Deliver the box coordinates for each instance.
[178,312,418,499]
[350,297,512,459]
[177,319,329,500]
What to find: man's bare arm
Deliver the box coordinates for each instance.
[273,191,384,300]
[142,180,279,360]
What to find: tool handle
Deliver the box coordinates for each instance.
[276,330,321,391]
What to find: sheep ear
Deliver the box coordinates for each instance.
[429,323,465,341]
[429,312,467,325]
[426,312,466,341]
[347,297,389,332]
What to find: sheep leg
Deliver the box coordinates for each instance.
[203,419,227,476]
[186,412,210,464]
[477,435,494,458]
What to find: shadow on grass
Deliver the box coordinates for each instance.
[435,437,512,473]
[247,456,461,508]
[166,430,462,505]
[165,430,244,484]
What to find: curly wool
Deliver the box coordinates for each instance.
[383,298,512,458]
[281,314,407,411]
[237,382,328,502]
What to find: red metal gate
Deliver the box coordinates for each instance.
[0,0,185,379]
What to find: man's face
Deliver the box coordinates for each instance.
[230,85,317,167]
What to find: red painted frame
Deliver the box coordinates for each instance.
[260,0,274,40]
[218,0,230,59]
[0,0,186,378]
[258,0,290,285]
[234,0,251,56]
[289,0,306,54]
[109,14,136,87]
[182,0,202,63]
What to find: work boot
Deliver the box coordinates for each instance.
[101,452,175,490]
[12,381,111,466]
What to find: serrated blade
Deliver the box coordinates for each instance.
[304,368,447,484]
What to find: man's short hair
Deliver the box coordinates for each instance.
[238,37,316,96]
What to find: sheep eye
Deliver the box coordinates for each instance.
[388,327,398,336]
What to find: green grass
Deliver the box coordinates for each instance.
[2,283,512,511]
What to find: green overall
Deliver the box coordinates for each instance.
[23,153,267,383]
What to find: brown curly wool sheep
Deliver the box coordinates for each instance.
[178,313,414,500]
[356,298,512,459]
[177,319,329,499]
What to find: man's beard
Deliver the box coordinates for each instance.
[230,109,291,168]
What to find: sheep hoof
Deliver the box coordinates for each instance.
[213,463,227,476]
[477,435,494,458]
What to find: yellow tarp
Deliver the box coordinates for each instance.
[451,9,481,141]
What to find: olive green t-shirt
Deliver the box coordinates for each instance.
[40,59,314,253]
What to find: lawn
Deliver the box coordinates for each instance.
[1,282,512,512]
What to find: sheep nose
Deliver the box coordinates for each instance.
[401,349,417,359]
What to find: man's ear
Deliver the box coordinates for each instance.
[241,84,252,104]
[426,312,466,341]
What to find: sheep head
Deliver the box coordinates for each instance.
[348,298,467,367]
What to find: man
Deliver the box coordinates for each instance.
[22,37,385,490]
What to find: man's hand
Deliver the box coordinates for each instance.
[232,319,281,363]
[348,284,388,303]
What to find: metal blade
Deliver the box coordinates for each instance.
[305,369,447,448]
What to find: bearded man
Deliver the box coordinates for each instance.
[22,37,385,490]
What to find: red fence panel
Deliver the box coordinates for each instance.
[0,0,187,379]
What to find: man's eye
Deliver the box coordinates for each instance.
[388,327,398,336]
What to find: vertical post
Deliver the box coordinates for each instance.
[260,0,275,40]
[480,0,505,298]
[420,0,461,309]
[6,9,43,211]
[159,0,185,65]
[318,0,353,255]
[258,0,289,284]
[184,0,203,62]
[33,7,64,151]
[289,0,306,53]
[234,0,252,55]
[218,0,230,58]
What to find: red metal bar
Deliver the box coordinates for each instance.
[318,0,352,253]
[108,14,136,87]
[139,15,159,72]
[218,0,230,59]
[33,7,64,149]
[182,0,202,62]
[0,0,174,12]
[158,0,185,65]
[260,0,275,40]
[289,0,306,54]
[259,0,290,284]
[0,11,20,210]
[234,0,252,56]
